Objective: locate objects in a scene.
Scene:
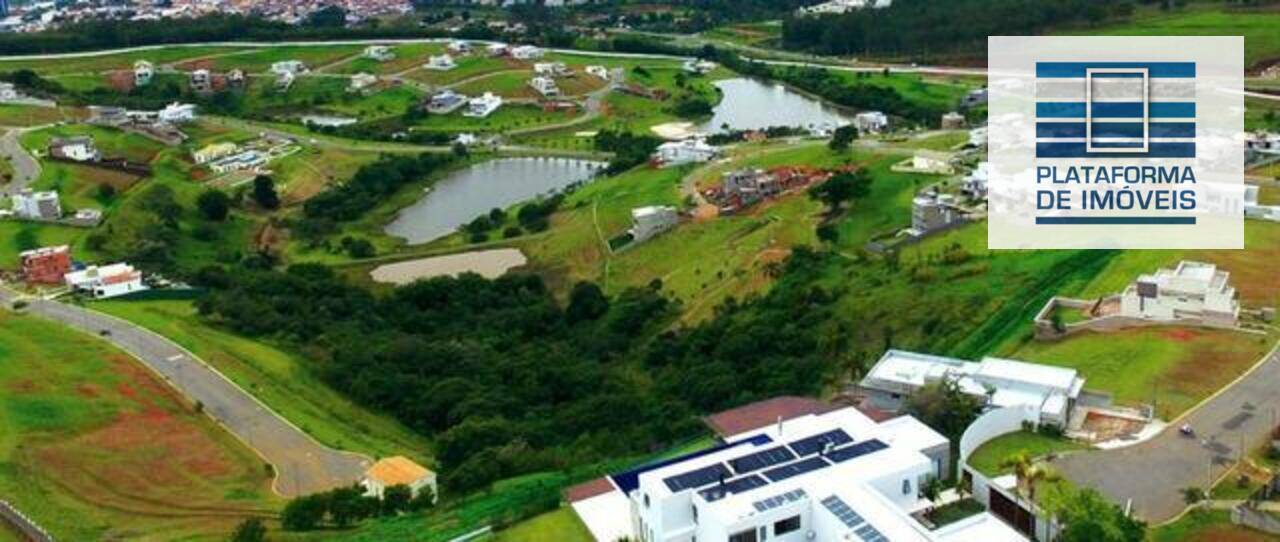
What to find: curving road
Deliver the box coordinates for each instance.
[1053,342,1280,523]
[0,287,370,497]
[0,128,42,196]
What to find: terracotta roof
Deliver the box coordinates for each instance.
[703,396,839,438]
[564,476,617,503]
[365,456,432,486]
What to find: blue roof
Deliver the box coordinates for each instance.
[608,433,773,495]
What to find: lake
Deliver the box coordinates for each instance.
[385,157,605,244]
[699,77,851,133]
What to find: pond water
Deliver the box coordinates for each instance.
[698,77,851,133]
[385,157,605,244]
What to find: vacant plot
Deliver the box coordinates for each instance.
[492,507,593,542]
[1004,327,1273,419]
[413,104,576,135]
[0,311,276,540]
[1070,8,1280,69]
[0,105,74,127]
[407,56,524,86]
[0,221,95,266]
[271,145,383,204]
[965,430,1087,478]
[370,248,529,284]
[330,42,448,75]
[194,45,365,73]
[1150,510,1280,542]
[90,299,431,461]
[0,46,253,75]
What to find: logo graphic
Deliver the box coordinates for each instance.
[987,37,1243,250]
[1035,62,1196,159]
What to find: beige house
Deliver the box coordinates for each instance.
[362,456,438,502]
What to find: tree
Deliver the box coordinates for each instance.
[197,189,231,221]
[999,452,1061,504]
[307,5,346,27]
[809,169,872,211]
[230,518,267,542]
[566,281,609,323]
[252,175,280,210]
[382,484,413,516]
[281,494,326,531]
[828,125,858,151]
[903,378,983,451]
[1181,486,1205,505]
[409,486,436,511]
[1055,488,1146,542]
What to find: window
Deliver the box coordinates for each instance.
[692,505,698,523]
[644,494,650,508]
[902,479,913,495]
[774,515,801,535]
[728,529,759,542]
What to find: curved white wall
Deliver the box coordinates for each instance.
[959,405,1039,468]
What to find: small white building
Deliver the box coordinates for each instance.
[510,45,544,60]
[681,59,718,75]
[48,135,100,162]
[798,0,892,15]
[349,72,378,93]
[425,90,468,115]
[861,350,1086,428]
[653,138,719,167]
[363,45,395,62]
[424,54,457,71]
[189,69,212,93]
[533,62,570,77]
[463,92,503,118]
[276,71,296,91]
[362,456,437,502]
[209,150,268,174]
[64,263,147,299]
[628,206,678,243]
[968,126,988,147]
[1245,185,1280,221]
[11,189,61,220]
[963,161,990,200]
[270,60,308,76]
[133,60,154,87]
[158,102,196,123]
[0,82,18,101]
[908,192,964,237]
[529,76,560,97]
[941,111,966,129]
[585,65,609,80]
[447,40,473,55]
[1119,261,1240,326]
[854,111,889,134]
[486,42,510,57]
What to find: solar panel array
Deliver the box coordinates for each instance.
[788,429,853,456]
[821,495,888,542]
[698,474,769,502]
[762,456,829,482]
[826,439,889,463]
[663,463,732,492]
[729,446,797,475]
[751,488,807,513]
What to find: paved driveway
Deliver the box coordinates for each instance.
[0,129,41,196]
[0,288,370,497]
[1053,344,1280,523]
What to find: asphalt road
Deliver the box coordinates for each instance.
[0,129,41,196]
[1054,343,1280,523]
[0,288,370,497]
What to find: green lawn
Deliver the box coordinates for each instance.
[965,431,1087,478]
[1070,7,1280,69]
[0,310,277,540]
[828,70,975,113]
[197,45,365,73]
[0,105,75,127]
[490,508,593,542]
[1003,328,1274,419]
[1149,509,1280,542]
[407,56,520,86]
[89,299,432,462]
[0,46,254,75]
[0,221,96,268]
[330,43,447,76]
[412,104,575,135]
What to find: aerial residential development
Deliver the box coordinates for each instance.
[0,2,1278,542]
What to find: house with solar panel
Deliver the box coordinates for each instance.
[567,399,1028,542]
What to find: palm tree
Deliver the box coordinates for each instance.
[999,452,1062,505]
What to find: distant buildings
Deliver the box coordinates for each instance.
[529,76,560,97]
[270,60,308,76]
[157,102,197,123]
[447,40,473,55]
[533,62,571,77]
[1119,261,1239,326]
[19,245,71,284]
[349,73,378,93]
[64,262,147,299]
[424,54,457,71]
[11,189,61,220]
[47,135,99,162]
[424,90,468,115]
[940,111,966,130]
[962,161,990,200]
[861,349,1085,427]
[190,69,212,93]
[192,142,238,164]
[585,65,609,80]
[908,191,965,238]
[362,456,437,501]
[652,138,719,167]
[486,43,510,57]
[797,0,892,15]
[854,111,889,134]
[364,45,395,62]
[510,45,544,60]
[463,92,503,118]
[133,60,154,87]
[628,206,678,243]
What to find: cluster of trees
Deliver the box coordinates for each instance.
[281,484,435,532]
[780,0,1137,58]
[85,184,183,272]
[303,153,457,222]
[594,129,663,174]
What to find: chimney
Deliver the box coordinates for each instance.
[777,415,784,436]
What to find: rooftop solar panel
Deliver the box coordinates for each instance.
[609,434,772,495]
[762,456,829,482]
[662,463,732,492]
[788,429,853,457]
[751,488,807,512]
[855,523,888,542]
[827,439,889,463]
[698,474,769,502]
[728,446,797,475]
[820,495,866,529]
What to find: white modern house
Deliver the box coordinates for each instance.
[854,111,889,134]
[1245,185,1280,221]
[1119,261,1240,326]
[158,102,196,123]
[570,404,1025,542]
[276,70,296,91]
[486,42,510,57]
[133,60,154,87]
[64,263,147,299]
[510,45,544,60]
[463,92,503,118]
[968,126,988,147]
[628,206,678,243]
[364,45,395,61]
[12,189,62,220]
[681,59,718,75]
[425,54,457,71]
[270,60,308,76]
[208,150,268,174]
[963,161,991,200]
[653,138,720,167]
[47,135,100,162]
[529,76,560,97]
[860,350,1086,428]
[425,90,468,115]
[362,456,437,502]
[585,65,609,79]
[0,82,18,102]
[533,61,570,77]
[448,40,473,55]
[797,0,892,15]
[908,192,964,238]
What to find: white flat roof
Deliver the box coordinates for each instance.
[975,357,1079,392]
[571,490,631,542]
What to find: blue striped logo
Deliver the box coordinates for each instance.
[1035,62,1196,158]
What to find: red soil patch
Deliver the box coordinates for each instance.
[8,379,39,394]
[75,383,101,398]
[104,71,135,93]
[1185,526,1277,542]
[1163,328,1200,342]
